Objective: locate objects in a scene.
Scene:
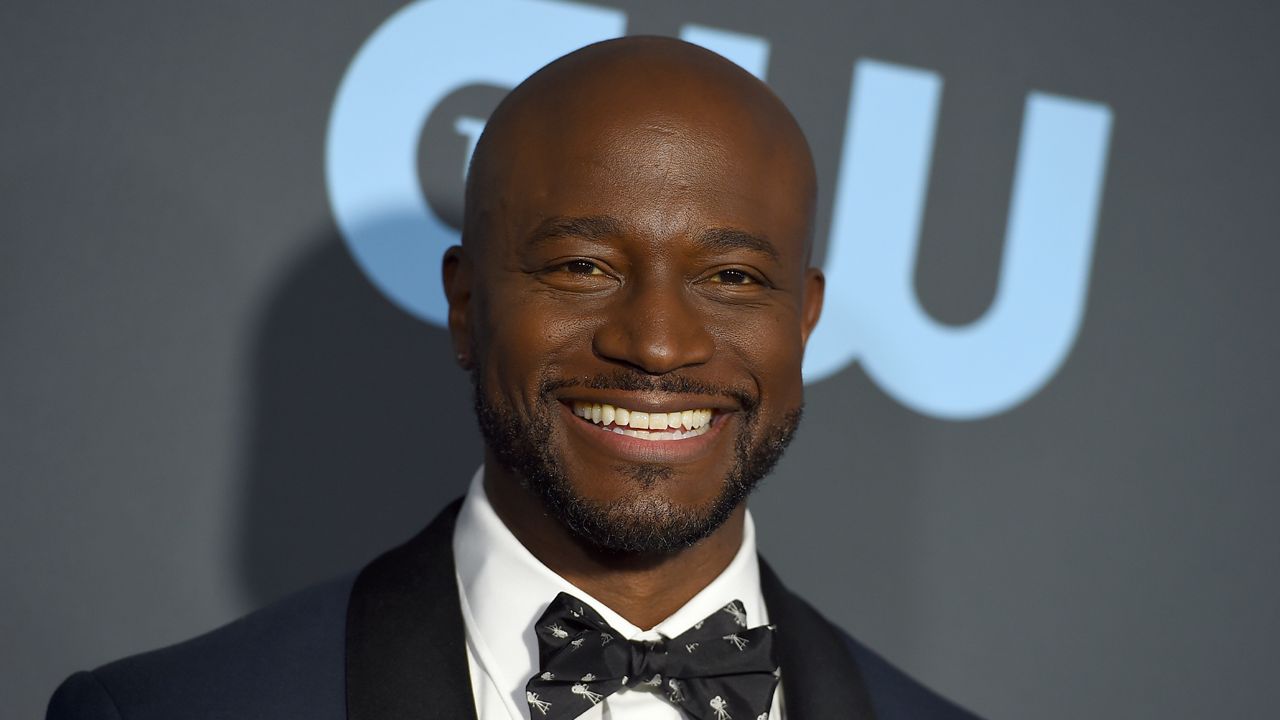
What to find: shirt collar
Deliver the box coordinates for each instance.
[452,466,770,709]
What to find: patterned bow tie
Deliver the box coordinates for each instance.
[525,591,780,720]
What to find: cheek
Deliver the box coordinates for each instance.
[478,288,597,390]
[713,305,807,405]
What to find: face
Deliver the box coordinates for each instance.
[450,98,823,554]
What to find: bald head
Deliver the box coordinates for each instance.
[442,36,826,563]
[462,36,817,258]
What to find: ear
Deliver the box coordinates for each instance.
[800,266,825,349]
[441,245,474,369]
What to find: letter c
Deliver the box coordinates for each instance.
[325,0,626,324]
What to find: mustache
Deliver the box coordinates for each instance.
[542,371,758,412]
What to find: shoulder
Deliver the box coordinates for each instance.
[47,574,355,720]
[837,629,983,720]
[761,559,983,720]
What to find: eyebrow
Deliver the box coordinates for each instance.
[693,227,780,261]
[524,215,780,261]
[525,216,624,247]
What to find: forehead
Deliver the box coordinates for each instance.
[484,105,814,261]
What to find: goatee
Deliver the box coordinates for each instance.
[472,369,802,555]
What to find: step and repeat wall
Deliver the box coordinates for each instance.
[4,1,1277,718]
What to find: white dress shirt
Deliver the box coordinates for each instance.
[452,467,785,720]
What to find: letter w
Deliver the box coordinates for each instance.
[803,60,1113,420]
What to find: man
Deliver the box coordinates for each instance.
[49,37,979,720]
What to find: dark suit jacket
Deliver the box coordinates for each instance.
[48,500,979,720]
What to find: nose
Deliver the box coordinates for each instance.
[592,279,715,375]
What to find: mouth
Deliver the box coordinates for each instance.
[569,400,716,441]
[556,389,737,464]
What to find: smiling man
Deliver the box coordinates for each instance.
[49,37,978,720]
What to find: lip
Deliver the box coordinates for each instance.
[555,391,740,416]
[557,400,730,465]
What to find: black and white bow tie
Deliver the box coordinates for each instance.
[524,591,780,720]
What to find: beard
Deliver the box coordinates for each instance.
[473,368,802,555]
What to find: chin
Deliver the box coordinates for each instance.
[473,369,804,554]
[543,471,746,555]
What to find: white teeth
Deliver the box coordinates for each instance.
[570,400,715,439]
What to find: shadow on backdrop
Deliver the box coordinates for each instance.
[237,222,480,608]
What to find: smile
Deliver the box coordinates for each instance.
[570,401,714,441]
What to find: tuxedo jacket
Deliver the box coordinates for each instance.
[48,500,979,720]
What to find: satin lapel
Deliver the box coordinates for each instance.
[346,498,477,720]
[760,559,877,720]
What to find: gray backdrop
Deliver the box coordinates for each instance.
[4,1,1278,718]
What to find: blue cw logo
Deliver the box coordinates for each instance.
[326,0,1113,420]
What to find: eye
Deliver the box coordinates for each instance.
[561,259,605,275]
[709,268,757,285]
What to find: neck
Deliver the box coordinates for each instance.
[482,457,746,630]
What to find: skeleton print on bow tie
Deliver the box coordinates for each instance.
[526,592,780,720]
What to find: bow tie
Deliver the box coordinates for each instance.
[525,591,780,720]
